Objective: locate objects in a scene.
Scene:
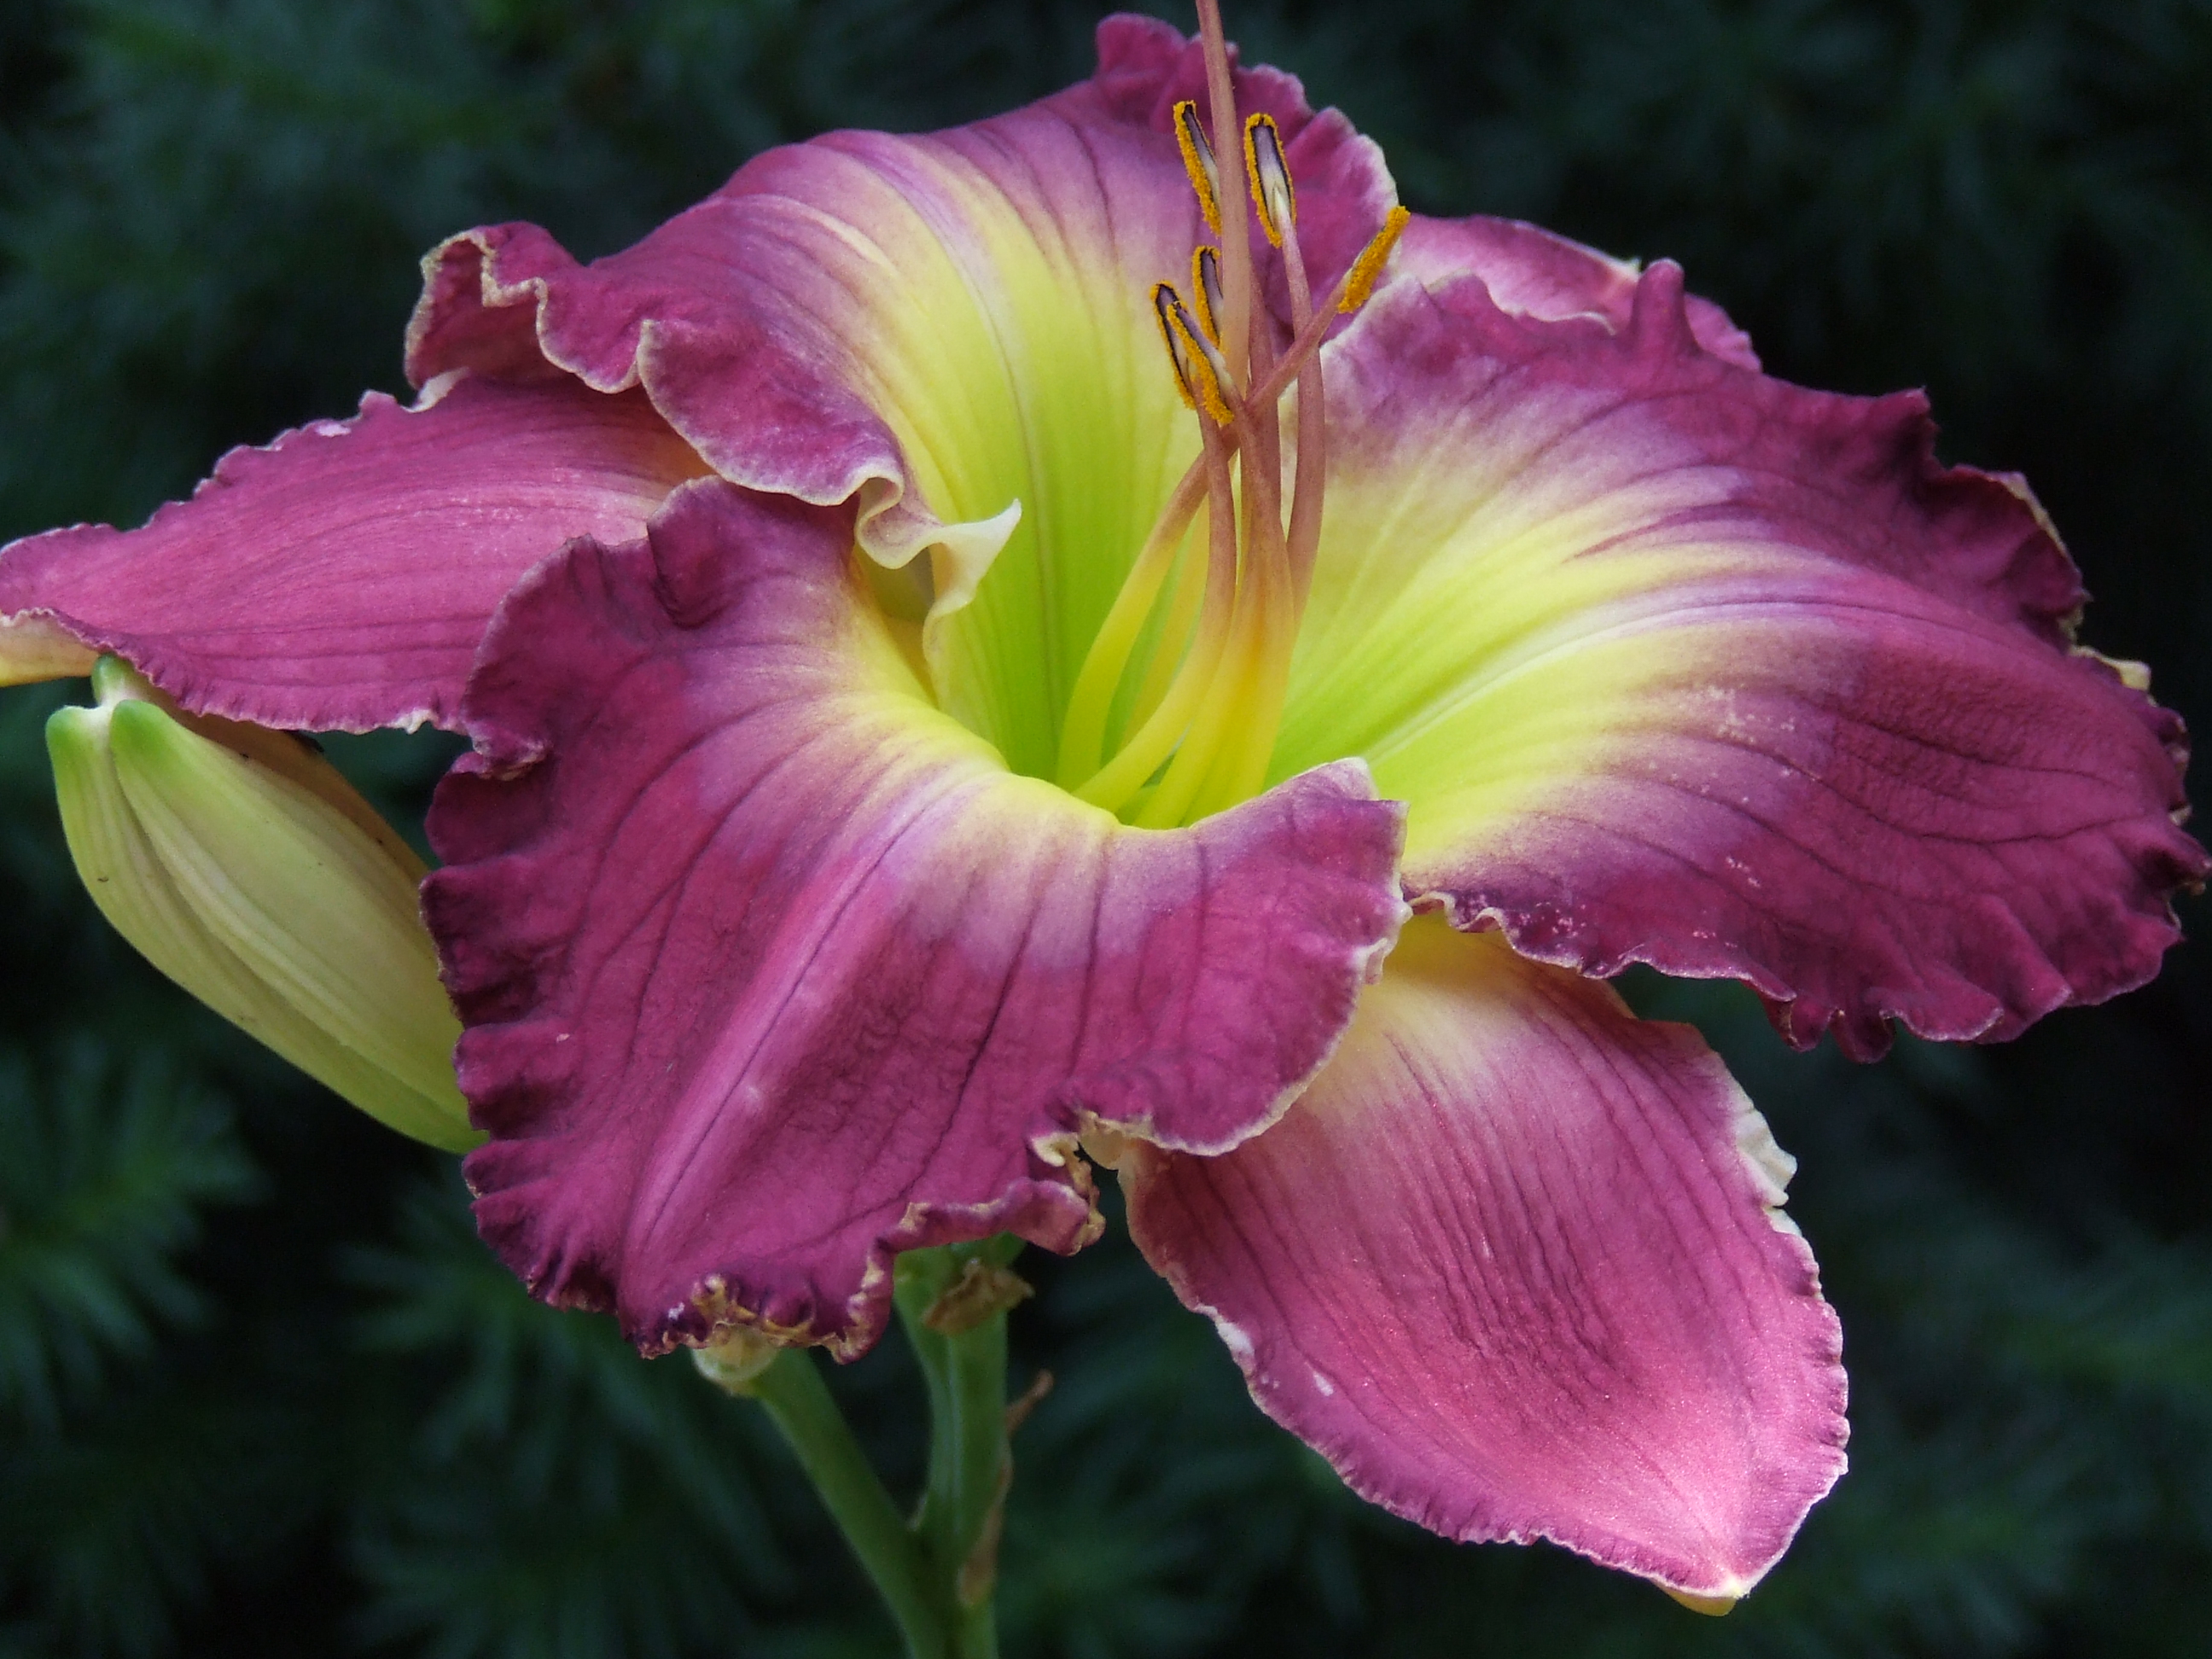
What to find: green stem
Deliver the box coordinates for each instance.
[743,1348,948,1659]
[896,1238,1025,1659]
[698,1239,1027,1658]
[942,1314,1007,1659]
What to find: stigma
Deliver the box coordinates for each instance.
[1055,1,1408,827]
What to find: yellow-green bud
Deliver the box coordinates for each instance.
[46,658,480,1151]
[0,614,96,687]
[1662,1586,1740,1615]
[690,1326,787,1394]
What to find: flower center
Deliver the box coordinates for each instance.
[1053,0,1406,828]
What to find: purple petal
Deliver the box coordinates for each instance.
[1397,212,1761,369]
[422,479,1404,1356]
[1122,915,1847,1600]
[0,378,703,731]
[1278,263,2207,1060]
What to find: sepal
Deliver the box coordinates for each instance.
[47,659,477,1151]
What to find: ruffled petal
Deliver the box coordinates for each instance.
[1396,212,1760,369]
[1121,915,1847,1601]
[422,479,1404,1356]
[404,15,1394,777]
[1273,265,2207,1058]
[0,376,704,731]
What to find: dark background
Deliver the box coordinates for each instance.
[3,2,2208,1654]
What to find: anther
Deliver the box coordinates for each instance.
[1338,206,1412,313]
[1244,114,1295,247]
[1153,283,1234,426]
[1173,100,1223,235]
[1154,283,1199,410]
[1190,246,1226,346]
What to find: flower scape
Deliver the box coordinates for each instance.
[0,1,2202,1617]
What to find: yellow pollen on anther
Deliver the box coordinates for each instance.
[1339,205,1411,313]
[1153,282,1199,411]
[1173,100,1223,235]
[1190,247,1225,345]
[1244,113,1295,247]
[1152,282,1233,426]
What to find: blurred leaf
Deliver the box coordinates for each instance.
[0,1040,253,1429]
[346,1175,808,1659]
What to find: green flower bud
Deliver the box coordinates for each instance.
[47,658,479,1151]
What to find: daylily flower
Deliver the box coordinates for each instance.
[1,6,2203,1612]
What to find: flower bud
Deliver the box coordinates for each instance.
[690,1325,787,1394]
[1662,1587,1739,1615]
[46,658,478,1151]
[0,614,96,687]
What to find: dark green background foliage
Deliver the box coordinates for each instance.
[1,0,2207,1652]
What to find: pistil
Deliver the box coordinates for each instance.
[1193,0,1254,385]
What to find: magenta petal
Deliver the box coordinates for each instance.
[1122,917,1847,1600]
[1285,264,2208,1059]
[422,480,1404,1355]
[1398,212,1761,369]
[0,377,702,731]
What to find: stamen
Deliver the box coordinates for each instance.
[1172,101,1223,235]
[1126,512,1210,725]
[1055,457,1208,789]
[1261,128,1326,613]
[1136,546,1282,828]
[1244,114,1295,247]
[1153,283,1199,412]
[1154,283,1235,427]
[1138,380,1292,829]
[1191,553,1296,817]
[1190,246,1225,346]
[1237,257,1286,602]
[1185,623,1291,827]
[1196,476,1299,818]
[1076,427,1243,813]
[1338,205,1411,313]
[1228,207,1412,418]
